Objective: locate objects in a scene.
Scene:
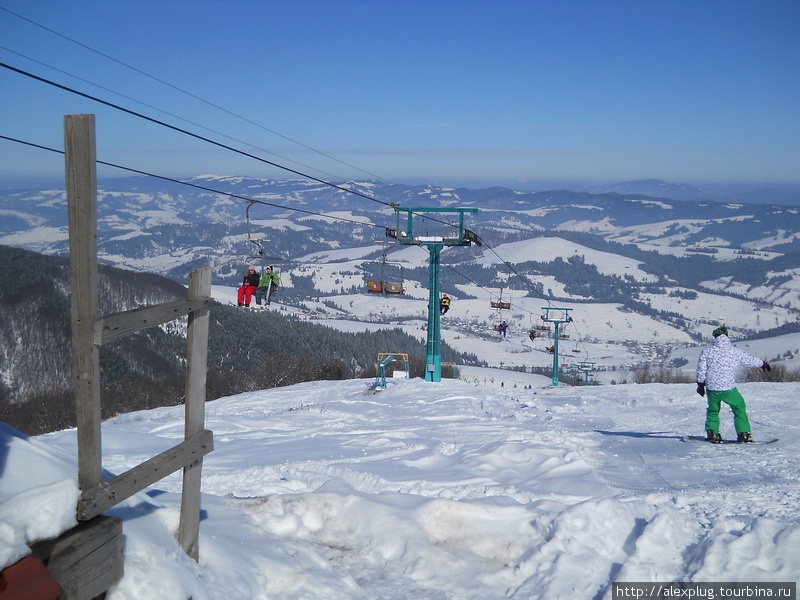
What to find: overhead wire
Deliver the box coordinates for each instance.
[0,7,576,286]
[5,116,565,327]
[2,2,486,232]
[0,60,465,236]
[0,66,560,316]
[0,62,402,210]
[0,7,475,234]
[2,6,595,368]
[0,45,380,189]
[0,135,383,228]
[0,5,393,185]
[1,45,570,343]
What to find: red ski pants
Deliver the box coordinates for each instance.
[237,284,257,305]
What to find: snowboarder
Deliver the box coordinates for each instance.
[237,264,260,307]
[695,325,771,443]
[439,295,451,315]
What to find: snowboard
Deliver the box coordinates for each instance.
[682,435,778,445]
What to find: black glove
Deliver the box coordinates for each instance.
[762,361,771,372]
[696,383,705,397]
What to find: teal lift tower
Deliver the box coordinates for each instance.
[388,207,480,382]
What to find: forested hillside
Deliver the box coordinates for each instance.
[0,245,188,402]
[0,246,479,434]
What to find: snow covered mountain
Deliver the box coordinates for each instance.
[1,176,798,378]
[2,175,799,260]
[586,179,800,205]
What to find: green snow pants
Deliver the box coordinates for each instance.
[705,388,751,434]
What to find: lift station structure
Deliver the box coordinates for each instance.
[577,360,596,384]
[374,353,410,389]
[388,207,480,382]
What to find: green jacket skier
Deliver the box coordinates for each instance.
[254,266,280,306]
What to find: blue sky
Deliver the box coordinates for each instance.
[1,0,799,187]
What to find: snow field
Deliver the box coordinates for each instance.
[3,376,798,598]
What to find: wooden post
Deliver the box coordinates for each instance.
[78,429,213,521]
[65,114,102,492]
[31,516,123,600]
[177,267,212,560]
[62,115,213,588]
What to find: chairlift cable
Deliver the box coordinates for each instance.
[4,22,527,252]
[0,46,361,188]
[3,43,572,330]
[0,7,394,185]
[5,66,550,312]
[0,62,401,209]
[0,135,384,229]
[2,48,464,234]
[6,135,585,356]
[1,62,467,233]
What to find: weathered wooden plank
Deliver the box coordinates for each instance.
[65,114,103,492]
[77,429,214,521]
[31,516,123,600]
[178,267,212,560]
[95,296,211,345]
[184,268,212,439]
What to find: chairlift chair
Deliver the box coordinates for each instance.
[490,299,511,310]
[383,280,405,295]
[490,288,511,310]
[362,256,405,295]
[534,315,552,332]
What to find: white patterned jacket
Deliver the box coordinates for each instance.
[696,334,764,392]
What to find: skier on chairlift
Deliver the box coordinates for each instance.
[497,320,508,338]
[439,295,451,315]
[237,264,260,307]
[255,265,280,306]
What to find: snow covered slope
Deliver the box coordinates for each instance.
[3,375,799,598]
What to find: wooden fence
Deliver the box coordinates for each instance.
[40,114,215,597]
